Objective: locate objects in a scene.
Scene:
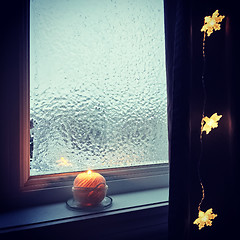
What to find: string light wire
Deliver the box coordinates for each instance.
[194,10,225,230]
[198,31,207,212]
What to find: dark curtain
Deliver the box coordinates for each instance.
[164,0,191,239]
[165,0,240,239]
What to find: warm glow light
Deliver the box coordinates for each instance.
[195,9,224,231]
[56,157,72,166]
[73,170,107,206]
[201,10,225,37]
[194,208,217,230]
[202,113,222,134]
[209,20,215,26]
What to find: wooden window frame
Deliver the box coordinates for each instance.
[1,0,169,210]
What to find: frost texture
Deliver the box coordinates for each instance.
[30,0,168,175]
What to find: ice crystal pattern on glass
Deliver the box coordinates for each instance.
[30,0,168,175]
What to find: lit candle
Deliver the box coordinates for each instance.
[72,170,107,207]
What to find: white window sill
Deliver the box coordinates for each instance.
[0,188,168,239]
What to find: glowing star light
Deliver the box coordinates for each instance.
[56,157,72,167]
[201,10,225,37]
[202,113,222,134]
[194,208,217,230]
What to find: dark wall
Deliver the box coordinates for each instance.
[0,1,24,203]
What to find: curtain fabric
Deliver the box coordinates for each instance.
[166,0,240,239]
[164,0,191,239]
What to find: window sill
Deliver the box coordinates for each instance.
[0,188,168,239]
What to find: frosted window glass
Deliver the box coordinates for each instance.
[30,0,168,176]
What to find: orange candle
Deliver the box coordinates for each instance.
[72,170,107,207]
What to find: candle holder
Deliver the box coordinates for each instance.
[66,170,112,211]
[72,183,108,207]
[66,195,112,211]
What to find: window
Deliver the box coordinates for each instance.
[1,0,169,208]
[30,0,168,176]
[30,0,168,175]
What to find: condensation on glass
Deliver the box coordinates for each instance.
[30,0,168,176]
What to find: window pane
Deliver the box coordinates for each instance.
[30,0,168,176]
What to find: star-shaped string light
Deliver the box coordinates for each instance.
[201,113,222,135]
[56,157,72,167]
[194,9,225,231]
[194,208,218,230]
[201,10,225,37]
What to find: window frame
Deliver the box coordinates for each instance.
[1,0,169,210]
